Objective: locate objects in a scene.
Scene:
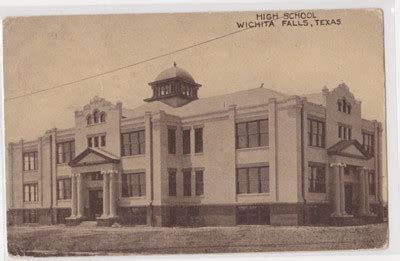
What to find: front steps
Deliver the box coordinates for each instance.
[329,215,380,226]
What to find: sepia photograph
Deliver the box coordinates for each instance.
[3,8,388,257]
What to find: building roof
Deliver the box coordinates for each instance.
[122,87,289,119]
[304,92,325,106]
[153,62,196,84]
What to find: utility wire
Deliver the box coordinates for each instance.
[5,11,301,102]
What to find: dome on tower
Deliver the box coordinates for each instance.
[154,62,196,84]
[145,62,201,108]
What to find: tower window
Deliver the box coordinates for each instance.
[168,128,176,154]
[93,110,99,123]
[88,135,106,148]
[195,127,203,153]
[100,112,106,122]
[338,124,352,140]
[338,98,351,114]
[182,129,191,154]
[87,110,106,125]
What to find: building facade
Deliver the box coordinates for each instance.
[6,64,384,227]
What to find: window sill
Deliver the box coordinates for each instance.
[57,199,71,202]
[173,195,204,198]
[87,122,106,127]
[237,193,270,197]
[308,191,326,195]
[195,152,204,156]
[120,196,146,199]
[23,201,39,204]
[236,146,269,152]
[307,146,326,150]
[57,163,69,166]
[23,170,38,174]
[121,154,146,159]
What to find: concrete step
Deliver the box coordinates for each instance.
[79,221,97,227]
[329,215,379,226]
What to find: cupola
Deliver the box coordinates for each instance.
[144,62,201,107]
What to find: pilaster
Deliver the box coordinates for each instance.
[268,98,277,201]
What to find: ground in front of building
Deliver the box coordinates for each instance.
[8,223,387,256]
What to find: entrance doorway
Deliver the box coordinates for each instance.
[344,184,353,215]
[88,189,103,220]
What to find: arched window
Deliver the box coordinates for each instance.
[87,115,92,125]
[342,99,347,113]
[337,101,342,112]
[347,105,351,114]
[93,110,99,124]
[100,112,106,123]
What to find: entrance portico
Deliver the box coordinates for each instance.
[66,148,120,226]
[328,140,375,223]
[329,163,370,217]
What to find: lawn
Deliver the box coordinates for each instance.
[7,223,388,256]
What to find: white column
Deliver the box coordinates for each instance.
[358,168,367,216]
[330,163,341,216]
[364,170,370,215]
[70,174,77,217]
[109,170,118,218]
[102,171,110,218]
[339,164,346,215]
[76,173,84,218]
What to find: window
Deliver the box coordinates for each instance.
[168,170,177,196]
[57,141,75,164]
[338,98,351,114]
[362,132,374,155]
[93,110,99,123]
[24,183,38,202]
[307,119,325,147]
[195,170,204,196]
[337,101,342,112]
[183,170,192,196]
[23,152,38,171]
[121,130,145,156]
[168,128,176,154]
[308,164,326,193]
[23,209,38,223]
[87,110,106,125]
[368,170,375,195]
[182,129,191,154]
[236,166,269,194]
[195,128,203,153]
[122,173,146,197]
[91,172,103,180]
[338,124,352,140]
[88,135,106,148]
[236,119,268,149]
[87,115,92,125]
[100,112,106,122]
[57,178,71,200]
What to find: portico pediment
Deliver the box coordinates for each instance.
[68,147,120,167]
[328,140,370,160]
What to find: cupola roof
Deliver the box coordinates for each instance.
[153,62,196,84]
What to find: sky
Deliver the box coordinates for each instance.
[3,9,385,144]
